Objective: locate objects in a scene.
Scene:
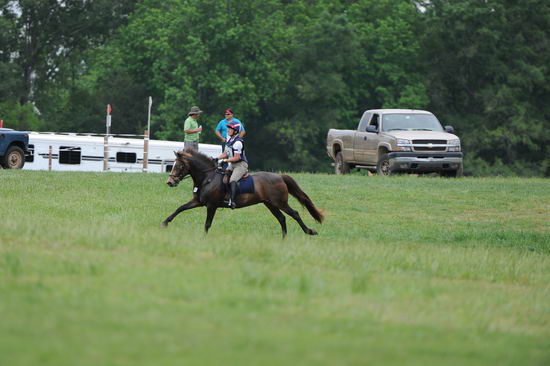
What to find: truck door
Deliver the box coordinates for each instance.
[364,114,381,164]
[352,112,372,162]
[353,113,379,164]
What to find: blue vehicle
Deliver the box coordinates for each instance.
[0,128,29,169]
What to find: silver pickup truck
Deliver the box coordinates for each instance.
[326,109,463,177]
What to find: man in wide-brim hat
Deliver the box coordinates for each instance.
[188,106,202,116]
[184,106,203,151]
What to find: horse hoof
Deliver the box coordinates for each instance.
[161,222,168,228]
[309,229,318,235]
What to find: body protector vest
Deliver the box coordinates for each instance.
[225,136,248,163]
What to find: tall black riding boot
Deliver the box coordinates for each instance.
[228,181,238,209]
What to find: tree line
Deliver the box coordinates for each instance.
[1,0,549,176]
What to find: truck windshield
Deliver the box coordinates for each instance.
[381,114,443,132]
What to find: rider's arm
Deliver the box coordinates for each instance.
[224,153,240,163]
[222,141,243,163]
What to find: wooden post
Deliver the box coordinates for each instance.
[103,135,109,171]
[143,97,152,173]
[104,105,112,171]
[143,130,149,172]
[48,146,52,171]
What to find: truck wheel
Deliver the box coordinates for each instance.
[3,146,25,169]
[335,152,350,175]
[376,154,392,176]
[456,164,464,177]
[441,164,463,178]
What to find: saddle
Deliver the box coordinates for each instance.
[219,170,255,195]
[224,169,246,184]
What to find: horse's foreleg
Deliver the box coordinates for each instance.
[204,205,217,233]
[264,202,287,237]
[161,199,203,227]
[280,203,318,235]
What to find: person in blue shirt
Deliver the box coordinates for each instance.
[215,109,246,153]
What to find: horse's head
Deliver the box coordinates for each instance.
[167,151,191,187]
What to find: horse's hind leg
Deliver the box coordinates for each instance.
[161,199,203,227]
[279,203,318,235]
[264,202,287,237]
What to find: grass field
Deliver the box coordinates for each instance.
[1,170,549,365]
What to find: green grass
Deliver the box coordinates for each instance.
[1,170,549,365]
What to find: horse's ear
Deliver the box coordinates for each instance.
[174,151,178,157]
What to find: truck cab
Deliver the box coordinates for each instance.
[0,128,30,169]
[327,109,464,177]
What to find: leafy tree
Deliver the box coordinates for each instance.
[0,101,41,130]
[259,0,428,171]
[347,0,429,112]
[256,10,360,171]
[0,0,139,131]
[4,0,547,176]
[97,0,294,145]
[421,0,550,176]
[58,0,429,171]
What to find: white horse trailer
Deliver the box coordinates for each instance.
[24,132,221,173]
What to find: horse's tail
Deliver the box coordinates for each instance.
[281,175,324,224]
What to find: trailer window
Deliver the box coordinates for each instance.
[116,152,137,163]
[59,146,81,164]
[25,144,34,162]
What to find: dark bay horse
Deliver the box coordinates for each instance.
[162,149,324,236]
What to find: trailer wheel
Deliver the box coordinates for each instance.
[3,146,25,169]
[335,152,350,175]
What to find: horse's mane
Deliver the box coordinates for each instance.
[182,148,216,169]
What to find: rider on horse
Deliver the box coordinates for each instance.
[217,122,248,209]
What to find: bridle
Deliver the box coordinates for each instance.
[169,171,190,181]
[168,158,189,182]
[169,157,217,182]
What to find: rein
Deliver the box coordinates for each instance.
[170,173,191,180]
[170,159,217,181]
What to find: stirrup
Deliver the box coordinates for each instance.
[223,199,236,209]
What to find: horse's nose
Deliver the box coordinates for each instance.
[167,181,174,187]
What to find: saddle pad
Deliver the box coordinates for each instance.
[237,175,255,194]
